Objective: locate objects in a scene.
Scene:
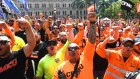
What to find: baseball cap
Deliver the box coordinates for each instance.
[68,43,80,51]
[45,39,57,46]
[122,38,134,45]
[134,35,140,45]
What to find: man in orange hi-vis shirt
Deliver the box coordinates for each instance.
[96,37,140,79]
[52,11,96,79]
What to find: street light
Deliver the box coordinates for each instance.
[53,8,56,21]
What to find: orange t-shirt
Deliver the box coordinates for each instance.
[52,41,96,79]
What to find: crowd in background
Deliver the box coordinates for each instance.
[1,11,140,79]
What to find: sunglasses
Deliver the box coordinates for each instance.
[124,44,133,48]
[53,28,58,29]
[68,47,79,51]
[0,40,9,46]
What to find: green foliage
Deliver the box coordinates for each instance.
[72,0,140,18]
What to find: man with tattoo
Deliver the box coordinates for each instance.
[52,11,96,79]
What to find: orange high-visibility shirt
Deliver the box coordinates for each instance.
[96,43,140,79]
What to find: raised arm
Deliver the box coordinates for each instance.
[17,18,36,57]
[83,12,96,60]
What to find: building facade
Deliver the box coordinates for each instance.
[13,0,87,19]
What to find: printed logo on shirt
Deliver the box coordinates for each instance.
[55,58,60,63]
[0,58,17,73]
[130,62,136,68]
[66,64,84,78]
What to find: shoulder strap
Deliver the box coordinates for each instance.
[70,59,80,79]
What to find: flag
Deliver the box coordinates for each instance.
[87,4,94,12]
[19,0,28,11]
[0,9,4,19]
[136,2,140,13]
[121,0,134,12]
[4,0,22,15]
[0,0,11,15]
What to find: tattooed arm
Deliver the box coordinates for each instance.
[83,12,96,60]
[88,22,96,44]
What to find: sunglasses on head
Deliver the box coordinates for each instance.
[124,43,133,48]
[68,47,79,51]
[0,40,9,46]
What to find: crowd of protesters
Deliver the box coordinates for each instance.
[1,10,140,79]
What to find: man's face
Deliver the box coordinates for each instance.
[122,42,133,57]
[134,43,140,54]
[68,46,80,60]
[47,42,57,56]
[0,36,11,57]
[59,34,67,44]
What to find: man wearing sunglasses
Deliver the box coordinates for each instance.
[53,11,96,79]
[124,35,140,79]
[0,18,35,79]
[96,37,140,79]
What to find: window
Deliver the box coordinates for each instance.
[35,4,39,8]
[63,11,65,15]
[84,10,86,15]
[42,4,46,8]
[80,10,82,15]
[76,10,79,15]
[70,10,72,15]
[69,4,71,7]
[65,11,67,15]
[63,4,64,8]
[20,4,24,8]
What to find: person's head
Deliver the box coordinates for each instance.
[34,32,41,45]
[68,43,80,62]
[39,13,44,19]
[37,19,44,28]
[24,15,30,20]
[52,26,59,34]
[59,24,66,32]
[0,34,12,58]
[46,39,57,56]
[133,35,140,54]
[122,38,134,58]
[8,19,14,26]
[59,32,67,44]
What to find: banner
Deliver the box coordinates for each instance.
[87,4,94,12]
[136,2,140,13]
[19,0,28,11]
[121,0,134,12]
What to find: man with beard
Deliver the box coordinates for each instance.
[57,32,68,50]
[0,18,35,79]
[26,32,48,79]
[96,37,140,79]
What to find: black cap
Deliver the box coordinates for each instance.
[45,39,57,47]
[134,35,140,45]
[122,38,134,45]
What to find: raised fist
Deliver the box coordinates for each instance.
[87,12,96,22]
[17,17,31,30]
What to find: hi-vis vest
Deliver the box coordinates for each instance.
[96,43,140,79]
